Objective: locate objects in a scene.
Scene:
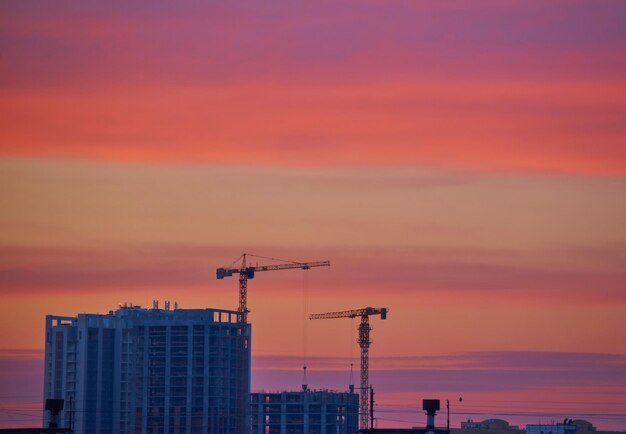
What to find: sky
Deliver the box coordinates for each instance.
[1,0,626,430]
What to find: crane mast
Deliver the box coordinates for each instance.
[309,306,388,430]
[217,253,330,323]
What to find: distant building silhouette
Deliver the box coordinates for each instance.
[453,419,626,434]
[568,419,626,434]
[43,305,251,434]
[453,419,521,434]
[571,420,596,433]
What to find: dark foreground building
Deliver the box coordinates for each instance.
[43,304,251,434]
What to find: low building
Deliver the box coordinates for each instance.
[526,424,577,434]
[454,419,521,434]
[535,420,626,434]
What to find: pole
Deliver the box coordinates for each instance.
[447,399,450,434]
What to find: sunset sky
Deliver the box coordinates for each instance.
[1,0,625,430]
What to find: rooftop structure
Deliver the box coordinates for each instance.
[359,399,449,434]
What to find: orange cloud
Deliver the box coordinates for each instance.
[2,78,625,174]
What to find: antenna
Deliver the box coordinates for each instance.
[302,366,308,392]
[349,363,355,393]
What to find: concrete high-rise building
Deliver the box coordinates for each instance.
[250,389,359,434]
[43,304,251,434]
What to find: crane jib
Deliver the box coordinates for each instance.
[216,260,330,280]
[216,255,330,325]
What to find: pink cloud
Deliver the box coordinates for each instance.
[1,1,625,174]
[1,244,624,300]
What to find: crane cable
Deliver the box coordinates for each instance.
[350,316,355,361]
[249,253,304,265]
[225,253,245,269]
[224,253,305,270]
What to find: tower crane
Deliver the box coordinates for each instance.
[216,253,330,323]
[309,306,387,430]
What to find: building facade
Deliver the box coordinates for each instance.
[526,424,577,434]
[251,390,359,434]
[43,305,251,434]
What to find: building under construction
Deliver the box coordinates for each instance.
[44,304,251,434]
[250,389,359,434]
